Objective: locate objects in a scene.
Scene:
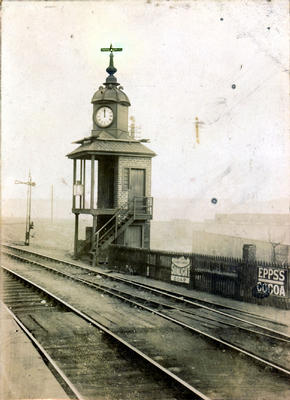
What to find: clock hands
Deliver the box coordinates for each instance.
[95,107,113,127]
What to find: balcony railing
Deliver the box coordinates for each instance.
[131,196,153,218]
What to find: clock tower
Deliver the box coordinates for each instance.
[67,45,156,264]
[91,46,131,138]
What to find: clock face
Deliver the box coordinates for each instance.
[95,107,114,127]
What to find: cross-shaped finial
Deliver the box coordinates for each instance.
[101,43,123,53]
[100,44,123,85]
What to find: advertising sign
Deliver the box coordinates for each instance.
[171,257,190,284]
[257,267,287,298]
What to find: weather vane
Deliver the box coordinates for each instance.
[100,43,123,53]
[100,44,123,83]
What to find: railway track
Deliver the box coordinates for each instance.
[1,244,290,399]
[1,267,207,400]
[2,244,287,330]
[2,245,289,351]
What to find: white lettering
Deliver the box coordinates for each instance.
[257,267,287,297]
[273,270,279,281]
[279,270,285,282]
[268,268,274,279]
[268,283,273,293]
[280,286,286,297]
[273,285,280,295]
[171,275,190,284]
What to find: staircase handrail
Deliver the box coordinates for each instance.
[95,210,119,240]
[94,196,153,252]
[99,224,115,242]
[95,199,133,240]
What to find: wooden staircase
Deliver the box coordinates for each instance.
[96,212,135,251]
[92,196,152,263]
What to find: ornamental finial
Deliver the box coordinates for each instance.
[100,44,123,85]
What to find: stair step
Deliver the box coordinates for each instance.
[96,212,136,251]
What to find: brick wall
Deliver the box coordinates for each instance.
[115,156,152,207]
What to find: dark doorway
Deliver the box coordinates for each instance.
[97,158,115,208]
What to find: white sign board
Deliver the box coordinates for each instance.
[257,267,287,298]
[171,257,190,284]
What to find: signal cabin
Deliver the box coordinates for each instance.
[67,47,156,262]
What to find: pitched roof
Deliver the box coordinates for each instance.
[67,139,156,158]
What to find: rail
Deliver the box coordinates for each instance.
[2,264,210,400]
[2,242,289,342]
[2,251,290,382]
[4,304,85,400]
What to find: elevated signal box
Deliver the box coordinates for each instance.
[67,46,156,263]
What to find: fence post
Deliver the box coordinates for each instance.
[243,244,256,263]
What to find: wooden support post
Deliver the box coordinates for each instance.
[90,156,95,210]
[73,159,76,209]
[92,215,97,267]
[74,213,79,258]
[115,216,118,239]
[91,215,97,250]
[80,159,83,208]
[83,159,86,208]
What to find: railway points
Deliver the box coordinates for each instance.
[1,243,290,400]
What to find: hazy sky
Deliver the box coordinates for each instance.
[2,1,289,212]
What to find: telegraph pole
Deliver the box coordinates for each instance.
[51,184,54,223]
[194,116,204,145]
[15,171,36,245]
